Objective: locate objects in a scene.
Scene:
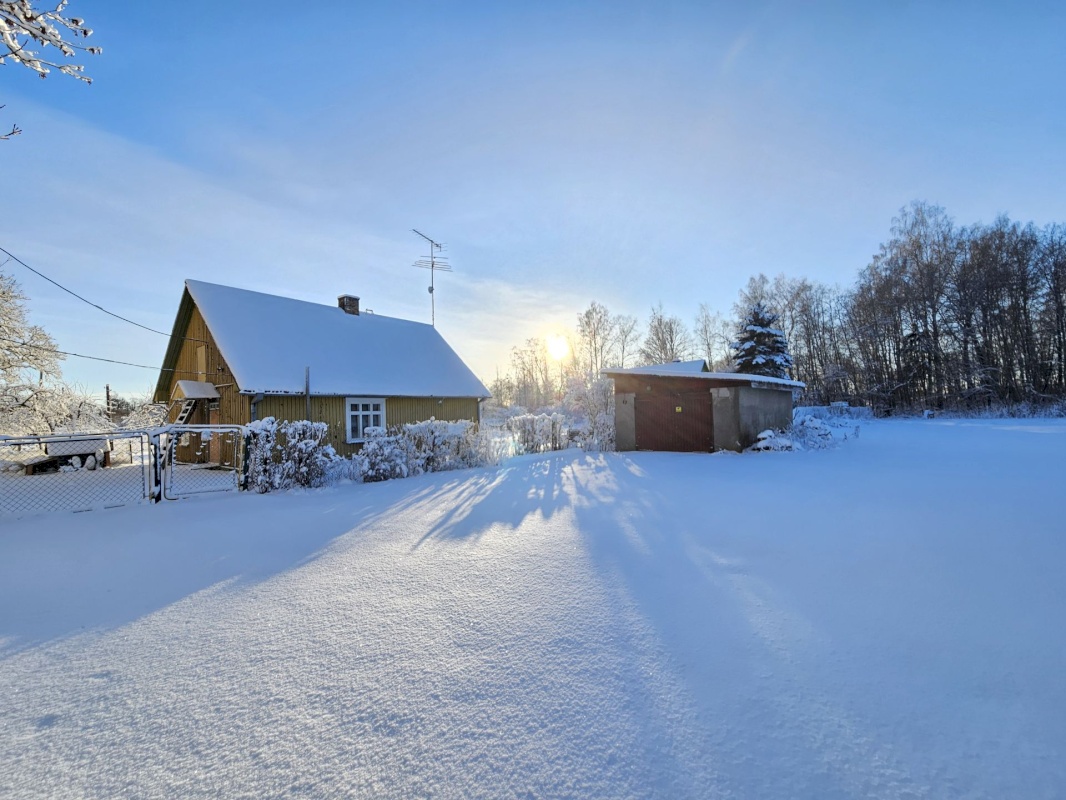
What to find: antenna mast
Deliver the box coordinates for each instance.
[412,228,451,326]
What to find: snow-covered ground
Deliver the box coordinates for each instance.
[1,419,1064,798]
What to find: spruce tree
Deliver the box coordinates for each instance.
[731,302,793,379]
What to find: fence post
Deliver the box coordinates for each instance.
[149,431,162,502]
[239,428,250,491]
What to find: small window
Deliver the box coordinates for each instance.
[345,397,386,443]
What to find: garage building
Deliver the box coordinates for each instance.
[602,360,804,453]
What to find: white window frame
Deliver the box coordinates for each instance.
[345,397,386,443]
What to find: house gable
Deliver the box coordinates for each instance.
[154,289,250,424]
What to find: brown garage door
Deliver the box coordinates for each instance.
[634,392,713,452]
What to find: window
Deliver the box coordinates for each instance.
[345,398,385,443]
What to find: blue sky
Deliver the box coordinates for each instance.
[3,1,1066,396]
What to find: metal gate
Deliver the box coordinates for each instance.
[162,425,245,499]
[634,391,713,452]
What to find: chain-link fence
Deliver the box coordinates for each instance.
[0,431,155,518]
[162,425,245,499]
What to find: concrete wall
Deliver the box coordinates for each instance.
[710,385,792,451]
[736,386,793,449]
[710,387,741,452]
[615,393,636,451]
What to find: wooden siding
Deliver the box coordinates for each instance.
[159,300,251,426]
[255,395,481,457]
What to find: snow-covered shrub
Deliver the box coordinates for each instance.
[507,413,567,454]
[360,426,408,482]
[400,418,479,475]
[578,407,615,452]
[565,377,615,452]
[747,429,793,452]
[277,420,336,488]
[791,415,835,450]
[749,415,857,453]
[244,417,280,493]
[324,455,364,485]
[471,427,511,466]
[244,418,340,491]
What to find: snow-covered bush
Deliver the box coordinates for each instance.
[747,429,793,452]
[471,427,511,466]
[276,420,335,489]
[748,415,858,453]
[565,377,615,452]
[507,413,567,454]
[359,426,408,483]
[244,418,339,491]
[324,455,363,485]
[791,415,835,450]
[400,418,479,475]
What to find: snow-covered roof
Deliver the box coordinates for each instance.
[183,280,490,398]
[174,380,221,400]
[601,361,805,389]
[615,359,710,375]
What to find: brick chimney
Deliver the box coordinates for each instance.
[338,294,360,315]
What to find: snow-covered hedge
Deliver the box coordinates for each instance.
[243,415,560,493]
[359,426,409,483]
[401,419,481,474]
[360,419,499,482]
[276,420,335,488]
[244,418,337,492]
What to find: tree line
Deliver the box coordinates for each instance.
[492,201,1066,415]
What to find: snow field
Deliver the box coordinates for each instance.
[1,419,1064,798]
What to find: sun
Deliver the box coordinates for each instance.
[546,335,570,362]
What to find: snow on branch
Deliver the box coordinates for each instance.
[0,0,100,82]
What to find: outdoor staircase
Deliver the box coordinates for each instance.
[159,399,197,471]
[174,399,196,425]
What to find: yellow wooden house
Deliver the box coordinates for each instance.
[154,280,490,457]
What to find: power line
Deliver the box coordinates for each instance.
[0,335,196,373]
[0,244,174,338]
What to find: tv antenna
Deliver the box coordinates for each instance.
[412,228,451,326]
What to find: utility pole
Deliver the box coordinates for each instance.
[412,229,451,326]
